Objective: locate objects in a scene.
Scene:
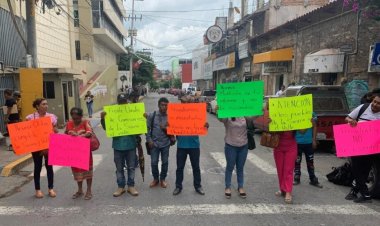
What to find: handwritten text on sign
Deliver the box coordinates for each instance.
[216,81,264,118]
[333,121,380,157]
[269,95,313,131]
[167,103,207,136]
[48,134,90,170]
[7,117,53,155]
[104,103,147,137]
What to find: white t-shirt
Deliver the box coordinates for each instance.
[348,104,380,122]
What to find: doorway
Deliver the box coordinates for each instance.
[62,82,69,122]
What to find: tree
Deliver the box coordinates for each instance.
[118,51,156,85]
[159,80,170,89]
[149,79,159,90]
[172,78,182,89]
[344,0,380,20]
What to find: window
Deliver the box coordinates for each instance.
[73,0,79,27]
[75,40,81,60]
[43,81,55,99]
[68,81,73,97]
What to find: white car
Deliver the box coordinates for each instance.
[207,98,217,114]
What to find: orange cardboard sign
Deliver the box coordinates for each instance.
[7,117,53,155]
[167,103,207,136]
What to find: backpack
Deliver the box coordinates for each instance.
[356,103,370,121]
[326,162,353,186]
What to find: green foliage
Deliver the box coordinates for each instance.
[160,80,170,89]
[172,78,182,89]
[118,52,156,85]
[149,80,159,90]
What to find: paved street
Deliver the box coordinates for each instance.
[0,93,380,226]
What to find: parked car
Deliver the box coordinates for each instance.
[254,85,350,151]
[197,90,216,103]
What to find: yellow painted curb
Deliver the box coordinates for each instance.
[1,154,32,177]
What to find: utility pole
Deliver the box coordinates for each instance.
[26,0,38,68]
[129,0,143,86]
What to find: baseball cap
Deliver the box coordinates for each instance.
[117,93,128,104]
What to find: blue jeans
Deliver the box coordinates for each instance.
[294,143,316,180]
[224,143,248,189]
[114,149,136,188]
[86,102,93,117]
[151,145,170,181]
[175,148,201,190]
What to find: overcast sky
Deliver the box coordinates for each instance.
[123,0,257,70]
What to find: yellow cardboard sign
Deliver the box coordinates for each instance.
[104,103,147,137]
[269,95,313,131]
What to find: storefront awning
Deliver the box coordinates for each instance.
[303,49,344,73]
[253,48,293,64]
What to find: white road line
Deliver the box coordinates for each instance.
[35,154,104,177]
[185,161,205,175]
[1,204,379,216]
[246,153,277,175]
[209,152,226,168]
[105,203,380,216]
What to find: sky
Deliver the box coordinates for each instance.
[123,0,258,70]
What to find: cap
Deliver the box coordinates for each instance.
[117,93,128,104]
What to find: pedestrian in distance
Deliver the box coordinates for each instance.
[84,91,94,118]
[173,96,208,196]
[344,92,380,203]
[3,89,20,151]
[65,107,94,200]
[215,106,251,199]
[26,98,58,198]
[146,97,176,189]
[293,112,323,188]
[100,93,139,197]
[275,85,285,97]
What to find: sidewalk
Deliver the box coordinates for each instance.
[0,111,103,198]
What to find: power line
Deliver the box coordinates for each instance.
[128,8,226,13]
[141,14,214,23]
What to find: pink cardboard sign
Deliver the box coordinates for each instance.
[48,134,90,170]
[333,120,380,157]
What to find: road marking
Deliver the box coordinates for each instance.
[185,161,205,175]
[209,152,226,168]
[246,153,277,175]
[35,154,104,177]
[1,204,378,217]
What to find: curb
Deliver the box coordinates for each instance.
[1,154,33,177]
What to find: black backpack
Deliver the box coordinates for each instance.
[326,162,353,186]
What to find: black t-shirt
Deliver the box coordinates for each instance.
[5,98,20,122]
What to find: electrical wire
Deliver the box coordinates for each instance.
[141,14,214,23]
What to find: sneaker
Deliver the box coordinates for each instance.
[173,188,182,196]
[309,178,323,188]
[353,194,372,203]
[345,189,358,200]
[195,187,205,195]
[113,188,126,197]
[127,187,139,196]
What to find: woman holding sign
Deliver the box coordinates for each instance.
[65,107,94,200]
[26,98,58,199]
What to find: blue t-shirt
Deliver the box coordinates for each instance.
[112,135,137,151]
[177,136,200,149]
[295,112,317,144]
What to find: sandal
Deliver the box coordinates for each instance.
[84,193,93,200]
[284,195,293,204]
[48,189,56,198]
[72,191,84,199]
[35,190,44,198]
[225,189,232,199]
[238,188,247,199]
[275,191,285,197]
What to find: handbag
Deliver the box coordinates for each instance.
[260,131,279,148]
[145,111,156,155]
[246,119,256,150]
[84,120,100,152]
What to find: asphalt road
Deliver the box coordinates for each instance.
[0,93,379,226]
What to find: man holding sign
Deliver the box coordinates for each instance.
[344,93,380,203]
[170,96,209,196]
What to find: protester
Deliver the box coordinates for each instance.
[360,92,373,104]
[26,98,58,198]
[12,91,22,119]
[84,91,94,118]
[345,93,380,203]
[275,85,285,97]
[65,107,94,200]
[293,112,323,188]
[173,96,208,196]
[216,106,250,199]
[146,97,175,188]
[3,89,20,150]
[101,93,139,197]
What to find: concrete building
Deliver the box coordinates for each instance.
[0,0,129,127]
[192,44,211,90]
